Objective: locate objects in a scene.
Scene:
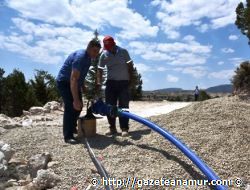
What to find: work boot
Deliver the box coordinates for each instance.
[105,127,117,136]
[64,137,79,144]
[121,129,129,137]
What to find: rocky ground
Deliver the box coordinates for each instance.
[0,97,249,190]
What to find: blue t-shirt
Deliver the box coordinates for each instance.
[57,49,91,87]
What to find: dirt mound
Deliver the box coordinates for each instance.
[0,97,249,189]
[88,96,249,189]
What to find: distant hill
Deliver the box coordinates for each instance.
[206,84,233,93]
[153,88,183,93]
[144,84,233,94]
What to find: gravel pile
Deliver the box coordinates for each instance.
[0,96,249,190]
[90,96,249,190]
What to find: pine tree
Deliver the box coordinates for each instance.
[136,74,143,99]
[85,30,106,100]
[235,0,250,44]
[231,61,250,94]
[3,69,29,117]
[130,66,143,100]
[30,70,59,105]
[0,68,5,113]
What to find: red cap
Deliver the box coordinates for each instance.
[103,36,116,51]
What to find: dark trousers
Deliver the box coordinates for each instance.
[195,94,199,101]
[57,81,82,140]
[105,80,130,131]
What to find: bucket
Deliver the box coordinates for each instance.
[77,101,97,138]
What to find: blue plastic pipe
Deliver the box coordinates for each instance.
[91,100,227,190]
[119,111,227,190]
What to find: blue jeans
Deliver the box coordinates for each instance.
[105,80,130,131]
[57,81,82,140]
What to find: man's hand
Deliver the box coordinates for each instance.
[73,99,83,111]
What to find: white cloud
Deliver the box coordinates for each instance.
[136,63,169,73]
[197,24,209,33]
[136,63,151,73]
[6,0,158,40]
[229,57,245,66]
[228,35,239,41]
[151,0,239,39]
[0,18,95,64]
[0,33,63,64]
[183,35,195,42]
[157,67,168,72]
[129,38,212,66]
[166,74,179,82]
[208,69,234,79]
[175,66,208,78]
[221,48,235,53]
[217,61,224,65]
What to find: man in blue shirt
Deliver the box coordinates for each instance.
[57,39,101,144]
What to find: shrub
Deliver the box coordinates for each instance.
[198,90,211,101]
[231,61,250,95]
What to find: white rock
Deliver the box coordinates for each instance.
[0,163,8,176]
[0,115,22,129]
[8,158,27,167]
[0,151,5,163]
[32,116,53,122]
[47,161,59,168]
[33,169,60,189]
[15,165,29,180]
[29,107,46,115]
[1,144,14,162]
[3,121,22,129]
[12,117,22,122]
[17,182,39,190]
[7,179,19,187]
[18,180,30,186]
[22,110,31,116]
[43,101,60,112]
[0,127,7,135]
[0,114,9,119]
[28,153,52,177]
[0,141,5,149]
[22,119,33,128]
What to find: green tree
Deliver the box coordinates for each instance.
[198,90,211,101]
[85,30,106,100]
[0,68,5,113]
[30,70,59,105]
[130,66,143,100]
[2,69,28,117]
[235,0,250,44]
[231,61,250,94]
[25,83,40,109]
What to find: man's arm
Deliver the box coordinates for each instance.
[70,69,82,111]
[127,60,134,82]
[123,49,133,82]
[96,52,106,89]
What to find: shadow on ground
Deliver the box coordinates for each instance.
[84,129,213,189]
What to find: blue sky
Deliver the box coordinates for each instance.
[0,0,249,90]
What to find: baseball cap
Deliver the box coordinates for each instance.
[103,36,116,51]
